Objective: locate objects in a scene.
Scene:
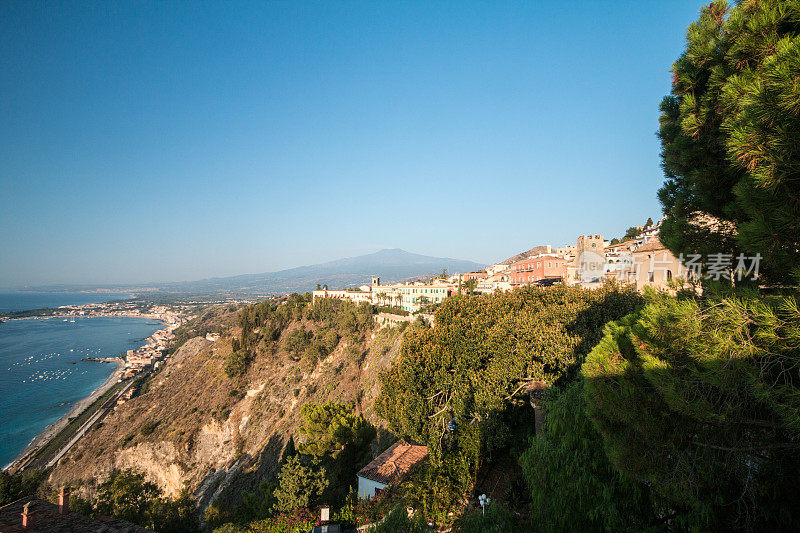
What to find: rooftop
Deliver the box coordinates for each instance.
[0,497,151,532]
[357,441,428,485]
[632,236,668,253]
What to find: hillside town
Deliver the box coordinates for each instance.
[118,320,183,381]
[313,218,685,312]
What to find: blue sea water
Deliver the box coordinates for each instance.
[0,314,161,468]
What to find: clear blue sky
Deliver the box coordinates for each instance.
[0,0,707,288]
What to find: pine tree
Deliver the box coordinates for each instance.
[658,0,800,284]
[582,291,800,529]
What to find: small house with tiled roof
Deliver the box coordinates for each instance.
[357,441,428,500]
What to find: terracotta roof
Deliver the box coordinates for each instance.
[0,497,151,532]
[632,237,668,253]
[357,441,428,485]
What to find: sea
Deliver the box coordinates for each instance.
[0,292,162,468]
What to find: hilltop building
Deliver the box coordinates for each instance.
[312,276,458,313]
[507,255,568,285]
[621,236,683,291]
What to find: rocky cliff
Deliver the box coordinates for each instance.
[47,307,406,512]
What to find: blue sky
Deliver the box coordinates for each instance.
[1,0,707,288]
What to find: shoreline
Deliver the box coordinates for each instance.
[6,358,126,470]
[2,312,167,322]
[4,316,171,472]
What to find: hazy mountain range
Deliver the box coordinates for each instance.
[21,249,485,296]
[156,248,484,295]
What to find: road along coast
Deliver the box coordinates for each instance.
[5,312,182,473]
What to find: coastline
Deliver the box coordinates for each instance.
[7,358,126,470]
[4,316,172,472]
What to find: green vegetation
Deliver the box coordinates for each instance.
[583,290,800,529]
[298,402,374,458]
[0,469,45,506]
[374,305,409,316]
[140,420,159,436]
[271,455,329,513]
[211,402,375,532]
[622,226,643,240]
[76,469,199,533]
[658,0,800,283]
[520,381,658,530]
[376,284,642,522]
[229,294,374,379]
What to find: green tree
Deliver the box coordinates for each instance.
[284,327,310,356]
[520,381,659,530]
[151,488,200,533]
[272,456,328,513]
[0,470,44,506]
[582,291,800,529]
[657,0,800,284]
[297,402,374,459]
[94,469,162,528]
[462,278,477,295]
[622,226,642,240]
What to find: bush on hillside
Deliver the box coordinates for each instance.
[271,456,328,513]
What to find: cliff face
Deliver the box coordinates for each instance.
[47,314,405,510]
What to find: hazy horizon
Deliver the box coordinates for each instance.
[1,1,708,287]
[2,247,485,290]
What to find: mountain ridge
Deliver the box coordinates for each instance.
[22,249,484,296]
[157,248,484,294]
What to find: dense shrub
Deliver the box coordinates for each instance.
[283,327,310,356]
[519,381,658,530]
[224,350,251,378]
[271,456,328,513]
[90,469,199,532]
[376,284,643,520]
[455,503,521,533]
[245,508,317,533]
[0,470,45,506]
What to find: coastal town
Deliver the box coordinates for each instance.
[313,217,688,313]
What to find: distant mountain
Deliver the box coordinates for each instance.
[154,249,485,295]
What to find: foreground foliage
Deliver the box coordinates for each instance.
[658,0,800,283]
[0,469,45,506]
[520,381,659,530]
[376,284,643,520]
[583,291,800,529]
[82,469,198,533]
